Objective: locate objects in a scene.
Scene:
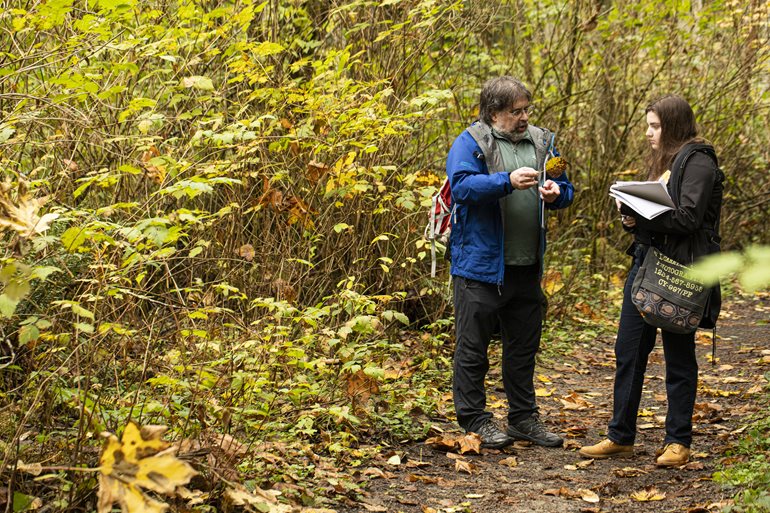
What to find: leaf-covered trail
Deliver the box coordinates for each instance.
[338,293,770,513]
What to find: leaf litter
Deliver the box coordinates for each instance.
[337,295,768,512]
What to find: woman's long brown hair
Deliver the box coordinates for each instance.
[645,95,703,180]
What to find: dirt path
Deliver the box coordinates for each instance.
[337,292,770,513]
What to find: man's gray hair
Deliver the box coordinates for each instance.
[479,76,532,126]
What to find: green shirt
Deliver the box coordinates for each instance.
[494,130,539,266]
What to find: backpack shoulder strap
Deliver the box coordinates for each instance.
[669,143,722,208]
[527,125,555,172]
[466,122,503,173]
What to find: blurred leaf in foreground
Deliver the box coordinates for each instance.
[689,246,770,292]
[98,422,197,513]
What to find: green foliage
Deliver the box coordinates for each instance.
[690,246,770,292]
[1,0,769,510]
[715,395,770,512]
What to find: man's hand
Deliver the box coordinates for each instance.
[509,167,539,190]
[539,179,561,203]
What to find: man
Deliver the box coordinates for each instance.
[446,76,574,449]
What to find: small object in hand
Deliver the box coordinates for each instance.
[545,156,568,178]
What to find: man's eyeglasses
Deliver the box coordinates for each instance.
[510,105,534,117]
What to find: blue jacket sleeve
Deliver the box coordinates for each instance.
[446,131,513,205]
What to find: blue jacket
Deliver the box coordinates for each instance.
[446,122,574,285]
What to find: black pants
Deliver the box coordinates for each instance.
[452,265,542,433]
[608,248,698,447]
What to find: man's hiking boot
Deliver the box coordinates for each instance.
[475,420,514,449]
[507,415,563,447]
[579,439,634,459]
[655,443,690,467]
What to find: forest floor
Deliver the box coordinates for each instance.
[334,292,770,513]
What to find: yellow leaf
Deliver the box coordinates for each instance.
[499,457,518,467]
[542,270,564,295]
[630,487,666,501]
[0,191,58,237]
[98,422,197,513]
[535,387,554,397]
[135,453,197,494]
[224,486,291,512]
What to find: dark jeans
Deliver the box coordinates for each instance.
[608,248,698,447]
[452,265,542,433]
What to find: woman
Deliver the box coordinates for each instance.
[580,95,724,466]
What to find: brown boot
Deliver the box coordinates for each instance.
[579,439,634,459]
[655,443,690,467]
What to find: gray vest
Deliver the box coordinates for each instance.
[466,122,555,174]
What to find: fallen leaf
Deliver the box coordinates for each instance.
[613,467,648,477]
[407,474,439,484]
[386,454,401,466]
[559,392,593,410]
[580,489,600,503]
[361,504,387,512]
[224,486,290,512]
[499,457,518,468]
[682,461,705,471]
[425,435,458,452]
[405,459,431,468]
[465,494,484,499]
[454,459,476,474]
[630,487,666,501]
[458,433,482,454]
[362,467,394,479]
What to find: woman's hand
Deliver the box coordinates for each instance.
[616,199,636,227]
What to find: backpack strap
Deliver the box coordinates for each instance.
[466,122,555,174]
[466,123,503,172]
[669,143,724,365]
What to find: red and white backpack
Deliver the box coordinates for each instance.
[425,177,453,277]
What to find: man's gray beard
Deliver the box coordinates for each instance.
[493,126,528,143]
